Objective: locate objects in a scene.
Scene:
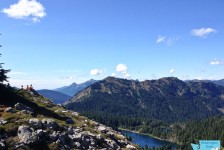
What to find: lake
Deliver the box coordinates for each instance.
[121,130,177,149]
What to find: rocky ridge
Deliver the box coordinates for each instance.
[0,88,137,150]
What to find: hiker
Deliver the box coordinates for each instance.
[26,85,30,90]
[30,84,33,91]
[6,83,10,88]
[21,85,23,90]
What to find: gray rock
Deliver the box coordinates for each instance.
[97,125,107,133]
[17,126,38,144]
[74,142,81,149]
[126,144,137,150]
[96,134,104,142]
[49,131,58,142]
[65,118,74,124]
[0,141,6,150]
[0,118,7,125]
[67,126,74,134]
[36,129,44,137]
[4,107,15,113]
[73,128,82,133]
[29,118,42,129]
[105,139,120,150]
[118,140,128,147]
[58,132,67,144]
[20,110,34,115]
[72,133,82,142]
[42,119,59,130]
[15,103,34,113]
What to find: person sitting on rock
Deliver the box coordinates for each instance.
[30,84,33,91]
[26,85,30,90]
[6,83,10,88]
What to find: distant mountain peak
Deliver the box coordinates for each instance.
[54,79,98,96]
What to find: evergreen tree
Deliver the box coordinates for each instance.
[0,36,10,83]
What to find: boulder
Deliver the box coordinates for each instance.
[72,133,82,142]
[14,103,34,114]
[4,107,15,113]
[49,131,58,142]
[73,142,81,149]
[17,126,38,144]
[118,140,128,147]
[0,141,6,150]
[126,144,137,150]
[96,134,104,142]
[29,118,42,129]
[97,125,107,133]
[65,118,74,124]
[105,139,120,150]
[58,132,67,144]
[0,118,7,125]
[42,119,59,130]
[36,129,44,137]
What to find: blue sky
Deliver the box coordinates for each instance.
[0,0,224,89]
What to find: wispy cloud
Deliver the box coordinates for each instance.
[90,69,103,76]
[60,76,76,80]
[169,69,175,74]
[156,35,180,46]
[156,36,166,44]
[210,59,224,65]
[8,71,27,75]
[191,28,216,38]
[2,0,46,22]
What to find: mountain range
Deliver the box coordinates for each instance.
[37,79,98,104]
[37,89,72,104]
[189,79,224,87]
[64,77,224,123]
[54,79,98,96]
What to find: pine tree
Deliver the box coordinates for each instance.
[0,36,10,83]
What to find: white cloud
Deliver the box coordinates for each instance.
[111,73,116,77]
[2,0,46,22]
[210,59,224,65]
[115,64,132,79]
[90,69,103,76]
[156,35,179,46]
[116,64,127,74]
[169,69,175,74]
[191,28,216,38]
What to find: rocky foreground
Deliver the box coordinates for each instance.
[0,89,137,150]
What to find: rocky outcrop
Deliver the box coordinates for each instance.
[0,141,6,150]
[0,118,7,125]
[4,107,15,113]
[0,90,137,150]
[29,118,42,129]
[15,103,34,114]
[42,119,59,130]
[17,126,39,144]
[15,122,137,150]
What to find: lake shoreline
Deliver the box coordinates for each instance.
[119,128,178,144]
[119,128,178,149]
